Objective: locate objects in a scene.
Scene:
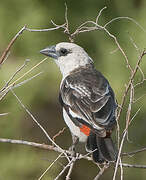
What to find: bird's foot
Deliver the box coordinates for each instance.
[69,145,76,157]
[69,135,79,158]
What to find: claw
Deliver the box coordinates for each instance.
[69,135,79,157]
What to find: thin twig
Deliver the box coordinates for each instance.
[120,158,123,180]
[129,107,141,125]
[54,159,74,180]
[0,112,9,116]
[128,33,140,52]
[125,82,133,130]
[0,88,10,101]
[25,24,66,32]
[114,81,134,180]
[38,152,63,180]
[0,137,93,162]
[64,3,69,33]
[0,25,26,65]
[0,58,47,97]
[0,59,30,93]
[121,163,146,169]
[0,58,47,102]
[11,90,70,162]
[1,137,146,170]
[0,72,44,101]
[134,64,146,87]
[96,6,107,24]
[122,147,146,157]
[66,157,76,180]
[52,127,66,144]
[104,17,146,32]
[64,3,74,42]
[94,164,109,180]
[113,131,127,180]
[103,27,133,73]
[134,93,146,104]
[12,71,43,89]
[117,50,146,122]
[0,138,62,152]
[0,19,66,65]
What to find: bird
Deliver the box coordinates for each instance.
[40,42,117,163]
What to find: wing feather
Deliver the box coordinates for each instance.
[60,66,117,132]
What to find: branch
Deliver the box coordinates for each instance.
[70,7,146,74]
[0,138,62,153]
[52,127,67,144]
[66,157,76,180]
[11,90,71,162]
[54,159,75,180]
[0,59,30,93]
[104,16,146,32]
[11,71,43,89]
[0,112,9,116]
[0,25,26,65]
[0,58,47,101]
[113,131,127,180]
[117,50,146,122]
[122,147,146,157]
[25,23,66,32]
[121,163,146,169]
[1,137,146,171]
[96,6,107,24]
[103,27,133,73]
[0,137,92,161]
[38,152,64,180]
[94,164,109,180]
[0,17,66,66]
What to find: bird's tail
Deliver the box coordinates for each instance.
[86,132,117,163]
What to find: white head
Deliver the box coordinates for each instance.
[40,42,93,77]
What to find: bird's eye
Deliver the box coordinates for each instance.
[59,48,68,56]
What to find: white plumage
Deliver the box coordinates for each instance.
[63,108,88,142]
[54,42,93,78]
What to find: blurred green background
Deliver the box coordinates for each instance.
[0,0,146,179]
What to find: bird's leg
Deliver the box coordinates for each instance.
[69,134,79,157]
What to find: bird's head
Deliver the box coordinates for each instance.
[40,42,93,77]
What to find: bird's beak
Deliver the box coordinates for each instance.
[40,45,58,59]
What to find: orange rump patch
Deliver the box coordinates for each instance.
[80,125,91,136]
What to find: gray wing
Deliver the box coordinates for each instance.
[60,68,117,131]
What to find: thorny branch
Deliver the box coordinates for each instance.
[0,5,146,180]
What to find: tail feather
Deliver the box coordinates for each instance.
[96,136,117,162]
[86,133,105,163]
[86,132,117,163]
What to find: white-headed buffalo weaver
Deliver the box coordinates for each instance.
[40,42,117,163]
